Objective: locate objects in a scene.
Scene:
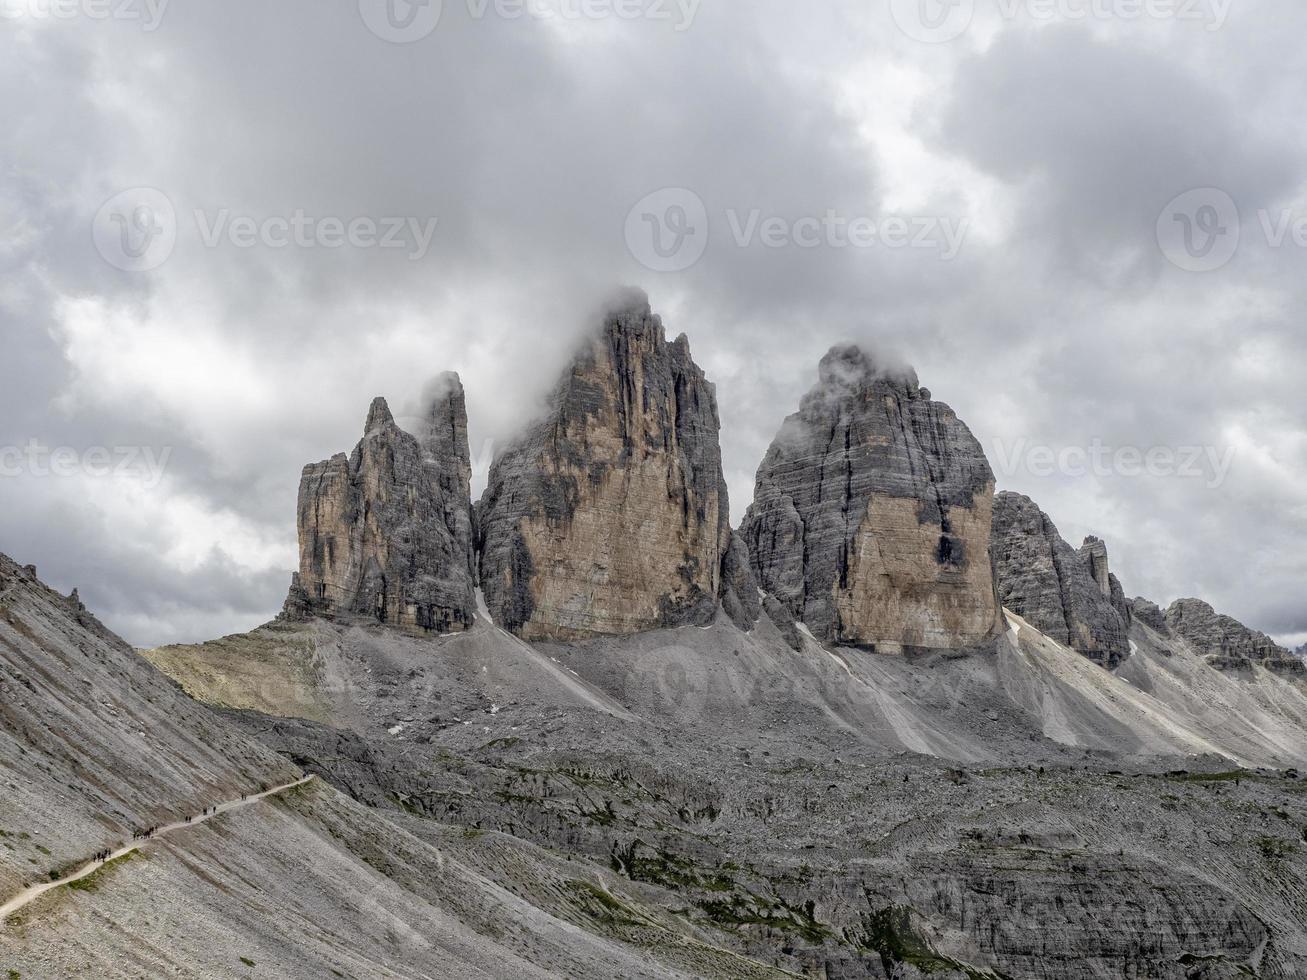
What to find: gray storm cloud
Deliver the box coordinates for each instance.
[1,1,1304,645]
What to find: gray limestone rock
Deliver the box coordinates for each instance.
[416,372,476,582]
[1165,598,1300,674]
[476,290,736,641]
[287,393,476,633]
[740,345,1004,653]
[1129,597,1171,635]
[720,531,763,632]
[991,492,1131,670]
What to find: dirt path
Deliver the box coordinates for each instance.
[0,775,315,921]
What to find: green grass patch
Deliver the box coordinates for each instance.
[857,906,1010,979]
[65,850,141,893]
[567,881,647,929]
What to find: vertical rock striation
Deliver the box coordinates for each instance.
[741,345,1004,653]
[476,290,751,641]
[286,389,476,632]
[415,372,476,582]
[990,492,1131,669]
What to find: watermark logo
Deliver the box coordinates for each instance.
[624,187,968,272]
[890,0,974,44]
[92,191,443,271]
[0,0,170,31]
[624,187,710,273]
[1155,189,1307,273]
[193,210,439,259]
[1157,187,1240,273]
[0,441,173,490]
[725,209,968,258]
[991,437,1236,489]
[358,0,443,42]
[891,0,1231,42]
[93,187,177,273]
[360,0,699,40]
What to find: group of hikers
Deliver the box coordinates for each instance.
[92,848,113,862]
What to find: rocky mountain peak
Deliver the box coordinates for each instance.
[285,389,476,632]
[815,343,921,394]
[476,297,752,641]
[742,347,1003,653]
[990,492,1132,669]
[1164,598,1298,673]
[365,395,395,432]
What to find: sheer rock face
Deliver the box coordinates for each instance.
[416,372,476,581]
[1079,536,1134,629]
[1130,597,1171,635]
[991,492,1131,670]
[288,392,476,633]
[740,345,1004,653]
[1164,598,1300,673]
[476,293,747,641]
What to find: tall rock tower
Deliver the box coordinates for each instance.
[286,384,476,632]
[741,345,1004,653]
[476,290,750,641]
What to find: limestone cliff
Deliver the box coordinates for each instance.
[1165,598,1303,674]
[741,345,1004,653]
[991,492,1131,669]
[286,392,476,632]
[476,291,750,641]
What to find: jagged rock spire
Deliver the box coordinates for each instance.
[991,493,1131,669]
[285,388,476,633]
[476,291,753,640]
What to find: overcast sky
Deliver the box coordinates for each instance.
[2,0,1304,649]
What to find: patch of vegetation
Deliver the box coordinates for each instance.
[239,956,256,967]
[389,793,424,817]
[610,840,735,893]
[1255,837,1297,862]
[856,906,1010,979]
[65,851,141,893]
[696,891,832,944]
[567,880,647,929]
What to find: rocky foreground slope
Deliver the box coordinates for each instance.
[144,588,1307,979]
[0,555,820,979]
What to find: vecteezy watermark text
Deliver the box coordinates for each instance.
[194,210,438,259]
[889,0,1232,44]
[92,188,440,272]
[0,442,173,490]
[357,0,700,43]
[991,438,1236,489]
[625,187,968,272]
[0,0,169,30]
